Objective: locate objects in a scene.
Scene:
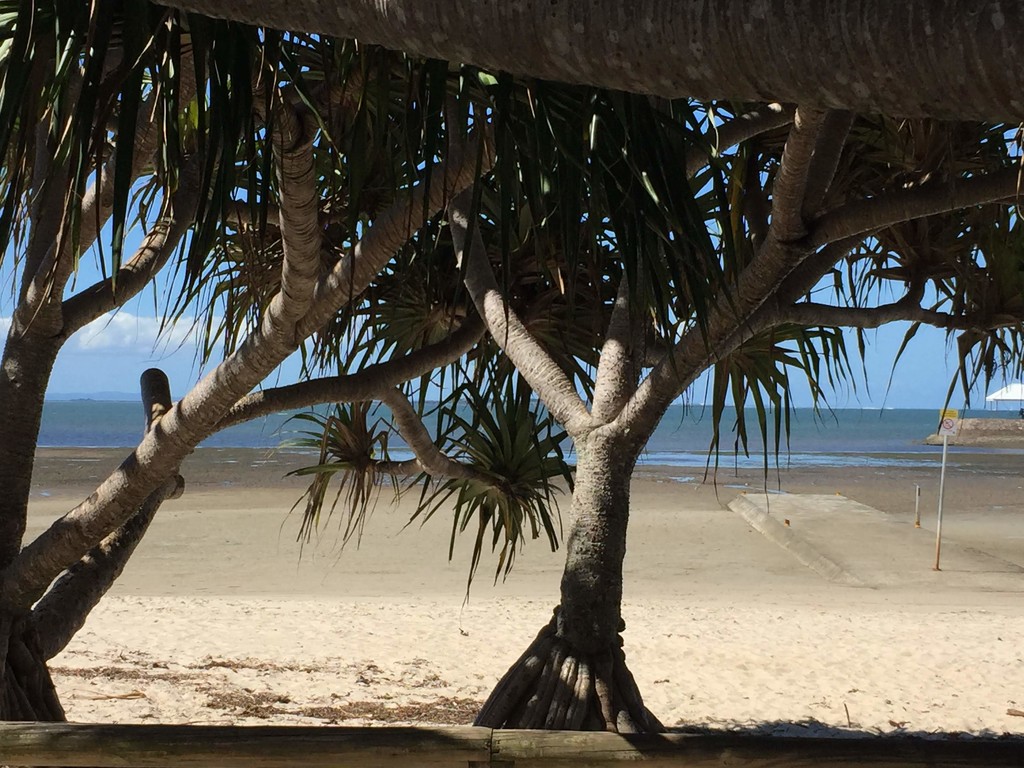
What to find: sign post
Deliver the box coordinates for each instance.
[934,409,959,571]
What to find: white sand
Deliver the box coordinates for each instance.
[28,449,1024,735]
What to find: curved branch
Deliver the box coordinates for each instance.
[684,103,794,178]
[781,299,1020,333]
[768,106,826,242]
[449,189,594,438]
[379,388,488,482]
[0,138,491,613]
[219,315,485,429]
[59,158,204,338]
[224,199,281,231]
[770,238,860,307]
[271,103,322,333]
[800,110,854,219]
[809,167,1021,248]
[28,369,184,660]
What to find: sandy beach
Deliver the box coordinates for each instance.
[26,447,1024,736]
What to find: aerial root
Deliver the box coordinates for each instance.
[2,631,65,721]
[475,617,662,733]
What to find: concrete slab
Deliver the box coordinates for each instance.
[728,492,1024,592]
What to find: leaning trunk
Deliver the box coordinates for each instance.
[476,433,661,732]
[0,323,66,722]
[0,369,181,722]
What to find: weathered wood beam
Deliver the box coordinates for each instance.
[0,723,1022,767]
[0,724,491,768]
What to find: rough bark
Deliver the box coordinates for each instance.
[476,432,660,733]
[157,0,1024,122]
[0,618,64,722]
[29,370,184,661]
[769,107,826,243]
[449,189,593,438]
[0,371,183,720]
[219,316,485,429]
[0,332,62,570]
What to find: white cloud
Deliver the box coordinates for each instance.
[0,316,10,339]
[74,312,204,353]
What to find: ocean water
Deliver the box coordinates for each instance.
[37,400,1021,468]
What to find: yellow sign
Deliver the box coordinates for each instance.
[938,408,960,437]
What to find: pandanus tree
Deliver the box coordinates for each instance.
[250,103,1024,730]
[3,0,1024,732]
[0,4,503,720]
[452,111,1024,730]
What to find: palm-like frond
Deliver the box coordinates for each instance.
[411,373,571,589]
[706,323,853,478]
[286,404,397,549]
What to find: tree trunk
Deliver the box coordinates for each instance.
[158,0,1024,122]
[0,328,61,570]
[476,432,661,733]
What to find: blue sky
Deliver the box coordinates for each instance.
[0,286,995,410]
[0,208,1006,411]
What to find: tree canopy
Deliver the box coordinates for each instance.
[1,0,1023,729]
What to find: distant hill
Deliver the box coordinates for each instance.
[47,392,138,402]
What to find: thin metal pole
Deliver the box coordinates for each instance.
[934,435,949,570]
[914,484,921,528]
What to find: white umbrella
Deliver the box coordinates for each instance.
[985,383,1024,402]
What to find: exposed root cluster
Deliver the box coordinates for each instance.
[2,631,64,721]
[475,617,662,733]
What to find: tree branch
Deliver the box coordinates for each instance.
[684,103,794,178]
[768,106,826,242]
[767,238,861,308]
[20,77,194,336]
[780,298,1018,333]
[621,163,1022,445]
[156,0,1024,122]
[59,157,204,338]
[591,277,639,424]
[379,388,488,482]
[219,315,485,430]
[0,136,491,613]
[809,167,1021,248]
[224,199,281,231]
[270,102,322,334]
[800,110,854,220]
[449,189,594,438]
[28,369,184,660]
[638,106,827,381]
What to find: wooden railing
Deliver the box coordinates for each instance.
[0,723,1022,767]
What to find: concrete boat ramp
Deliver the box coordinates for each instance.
[728,493,1024,592]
